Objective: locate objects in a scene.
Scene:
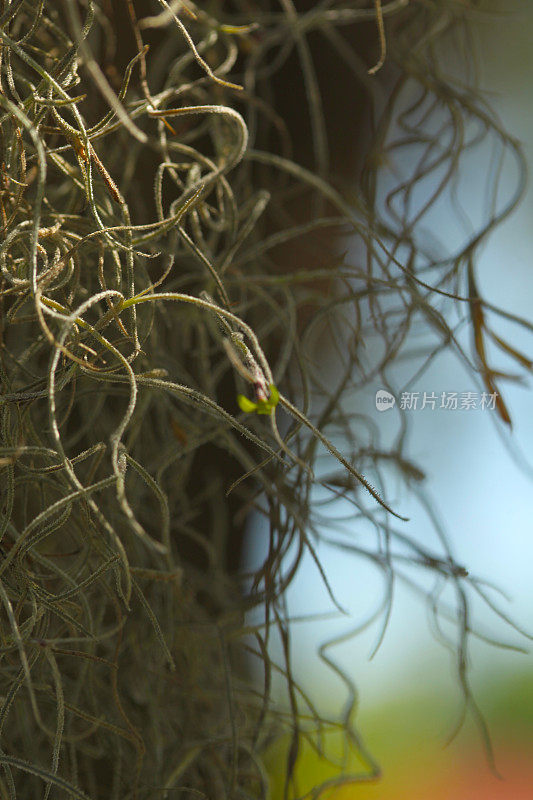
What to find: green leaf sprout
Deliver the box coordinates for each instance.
[237,384,280,415]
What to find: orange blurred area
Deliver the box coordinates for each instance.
[331,749,533,800]
[265,672,533,800]
[267,737,533,800]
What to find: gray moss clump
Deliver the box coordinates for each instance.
[0,1,530,798]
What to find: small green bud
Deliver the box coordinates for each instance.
[237,383,279,415]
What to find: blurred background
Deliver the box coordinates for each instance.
[246,2,533,796]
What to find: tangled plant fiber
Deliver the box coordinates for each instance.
[0,1,531,798]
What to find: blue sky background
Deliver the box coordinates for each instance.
[245,2,533,719]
